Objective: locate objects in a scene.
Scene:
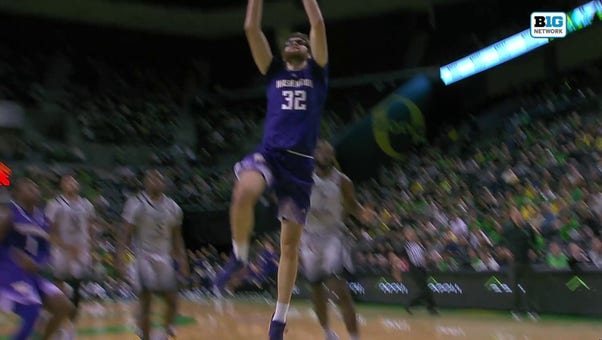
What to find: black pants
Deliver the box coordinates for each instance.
[408,266,435,309]
[508,262,535,312]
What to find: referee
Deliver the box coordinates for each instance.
[502,206,538,319]
[403,227,437,315]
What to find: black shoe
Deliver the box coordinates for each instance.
[427,307,439,316]
[404,305,413,315]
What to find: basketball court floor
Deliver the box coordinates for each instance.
[1,297,601,339]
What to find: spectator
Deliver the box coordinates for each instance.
[546,241,570,270]
[587,238,602,269]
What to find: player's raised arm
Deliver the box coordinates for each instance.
[244,0,274,75]
[302,0,328,67]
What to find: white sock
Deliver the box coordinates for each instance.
[350,334,360,340]
[232,241,249,263]
[272,302,289,322]
[323,327,333,335]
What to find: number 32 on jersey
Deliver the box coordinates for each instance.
[281,90,307,110]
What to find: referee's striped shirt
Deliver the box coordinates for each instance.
[405,241,426,268]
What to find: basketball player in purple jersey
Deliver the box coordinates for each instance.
[215,0,328,338]
[0,178,73,340]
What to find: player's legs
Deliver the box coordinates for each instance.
[300,232,336,338]
[163,291,178,335]
[39,284,74,340]
[270,153,314,339]
[230,170,266,261]
[323,234,358,339]
[327,278,359,339]
[310,282,336,338]
[138,290,152,340]
[66,279,83,321]
[10,303,42,340]
[273,219,303,322]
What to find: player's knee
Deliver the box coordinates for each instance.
[232,177,264,206]
[280,241,300,259]
[54,295,75,319]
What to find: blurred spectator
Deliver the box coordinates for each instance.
[589,238,602,269]
[546,241,569,270]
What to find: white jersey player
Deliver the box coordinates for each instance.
[301,140,367,340]
[45,175,95,338]
[119,169,189,340]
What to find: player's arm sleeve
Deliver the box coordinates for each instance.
[121,197,139,247]
[121,196,139,226]
[44,199,59,225]
[45,200,66,248]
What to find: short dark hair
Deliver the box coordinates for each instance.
[11,177,34,193]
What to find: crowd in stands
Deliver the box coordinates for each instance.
[351,71,602,278]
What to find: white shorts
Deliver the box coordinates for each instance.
[132,253,177,293]
[300,230,354,283]
[51,248,92,281]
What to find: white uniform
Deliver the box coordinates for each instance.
[301,169,354,283]
[45,195,95,280]
[122,192,182,293]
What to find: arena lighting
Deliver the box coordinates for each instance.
[439,0,602,85]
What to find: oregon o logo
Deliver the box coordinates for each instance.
[371,95,425,159]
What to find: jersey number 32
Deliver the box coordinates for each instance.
[281,90,307,110]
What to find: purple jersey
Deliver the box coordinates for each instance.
[262,58,328,155]
[0,201,51,288]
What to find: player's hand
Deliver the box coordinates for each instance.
[10,248,39,274]
[358,208,377,225]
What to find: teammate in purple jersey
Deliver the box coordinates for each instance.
[214,0,328,338]
[0,178,73,340]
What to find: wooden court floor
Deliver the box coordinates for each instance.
[2,298,602,339]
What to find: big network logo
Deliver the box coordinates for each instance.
[484,276,512,294]
[427,277,463,294]
[531,12,567,38]
[376,278,409,295]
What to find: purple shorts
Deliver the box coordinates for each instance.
[235,149,315,225]
[0,276,62,312]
